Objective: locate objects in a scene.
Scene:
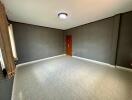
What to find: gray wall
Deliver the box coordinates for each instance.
[11,12,132,69]
[116,12,132,69]
[65,15,120,65]
[11,22,64,64]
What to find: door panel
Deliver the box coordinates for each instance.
[66,35,72,56]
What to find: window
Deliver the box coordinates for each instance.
[0,48,5,70]
[8,24,18,60]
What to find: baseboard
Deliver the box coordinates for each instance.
[116,66,132,72]
[72,56,115,68]
[72,56,132,72]
[16,54,66,67]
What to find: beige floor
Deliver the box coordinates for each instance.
[12,56,132,100]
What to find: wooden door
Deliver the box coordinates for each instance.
[0,2,15,78]
[66,35,72,56]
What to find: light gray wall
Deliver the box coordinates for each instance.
[116,11,132,69]
[65,15,120,65]
[11,22,64,64]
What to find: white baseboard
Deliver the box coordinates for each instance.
[116,66,132,72]
[72,56,115,68]
[72,56,132,72]
[16,54,66,67]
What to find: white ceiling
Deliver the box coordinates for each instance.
[1,0,132,30]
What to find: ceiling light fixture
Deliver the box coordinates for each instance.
[58,12,68,19]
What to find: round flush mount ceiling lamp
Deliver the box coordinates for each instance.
[58,12,68,19]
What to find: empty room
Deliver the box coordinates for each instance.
[0,0,132,100]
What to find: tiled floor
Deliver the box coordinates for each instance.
[0,66,13,100]
[12,56,132,100]
[0,78,13,100]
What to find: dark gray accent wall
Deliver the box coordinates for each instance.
[10,11,132,69]
[116,12,132,69]
[65,15,120,65]
[11,22,64,64]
